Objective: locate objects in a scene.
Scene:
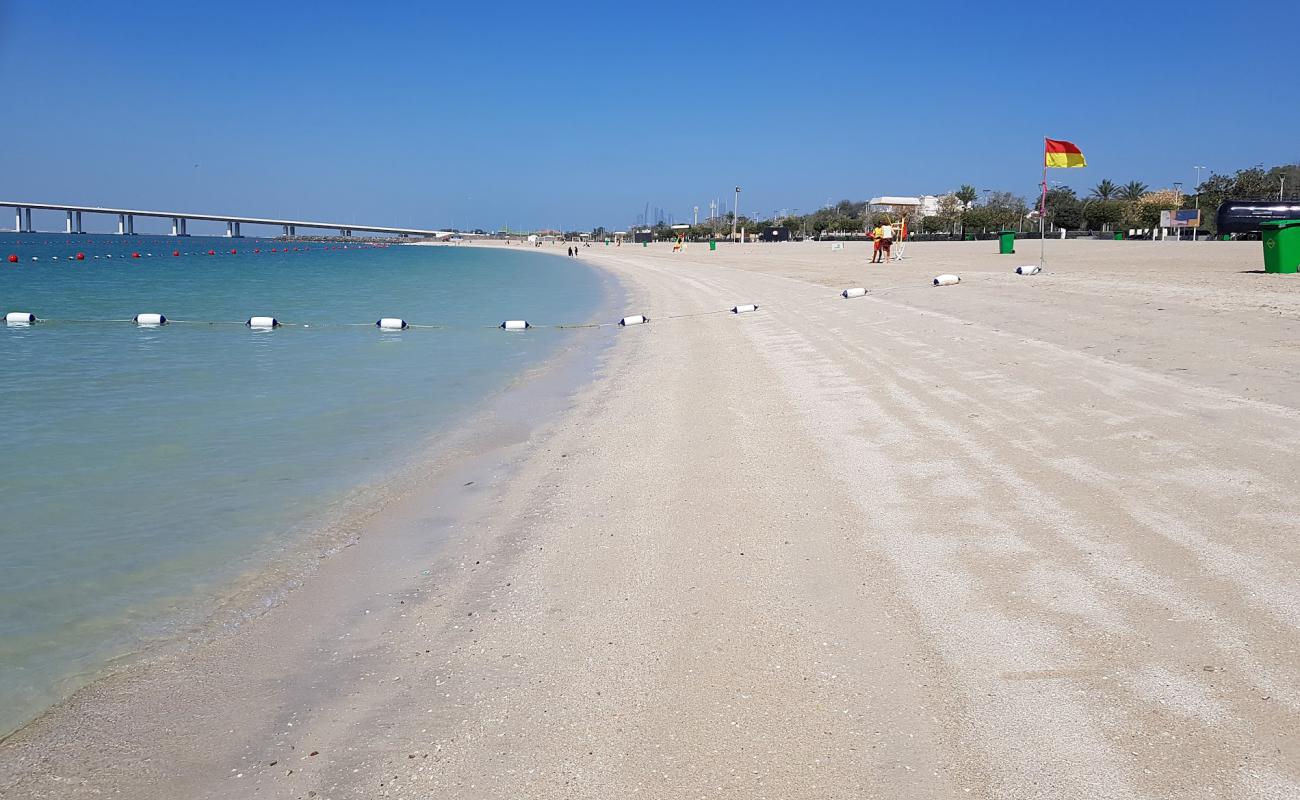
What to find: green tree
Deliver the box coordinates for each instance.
[1117,181,1148,201]
[1267,164,1300,199]
[919,215,946,234]
[954,185,978,208]
[1090,179,1118,201]
[1043,187,1082,230]
[1083,200,1124,231]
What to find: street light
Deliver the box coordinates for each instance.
[1173,182,1184,241]
[732,186,740,242]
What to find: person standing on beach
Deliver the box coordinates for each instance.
[879,220,894,262]
[870,224,883,263]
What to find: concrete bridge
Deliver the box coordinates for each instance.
[1,201,457,238]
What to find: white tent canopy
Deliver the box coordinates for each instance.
[868,196,922,207]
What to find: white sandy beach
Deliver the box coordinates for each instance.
[3,238,1300,799]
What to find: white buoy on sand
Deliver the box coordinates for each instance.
[377,317,408,330]
[133,313,167,326]
[247,316,281,329]
[731,304,758,314]
[932,274,960,286]
[619,315,648,326]
[1015,265,1041,275]
[841,287,867,299]
[500,320,530,330]
[6,312,36,325]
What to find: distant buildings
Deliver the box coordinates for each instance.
[869,195,954,217]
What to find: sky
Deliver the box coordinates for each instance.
[1,0,1295,233]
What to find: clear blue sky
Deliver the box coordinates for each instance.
[1,0,1295,232]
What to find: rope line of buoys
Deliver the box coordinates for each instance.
[2,304,750,331]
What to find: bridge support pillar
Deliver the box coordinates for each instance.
[66,211,74,234]
[289,225,296,237]
[226,221,233,237]
[75,211,83,234]
[24,208,32,232]
[14,208,24,233]
[233,222,242,238]
[118,214,126,235]
[180,218,187,236]
[171,218,179,236]
[126,214,135,235]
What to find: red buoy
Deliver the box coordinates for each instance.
[230,249,237,254]
[208,249,216,255]
[7,254,17,263]
[76,252,85,260]
[254,248,260,253]
[132,252,141,258]
[270,247,277,252]
[173,250,180,256]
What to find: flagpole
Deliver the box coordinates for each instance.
[1040,138,1048,269]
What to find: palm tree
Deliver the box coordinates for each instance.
[954,185,978,208]
[1117,181,1148,202]
[1090,179,1118,201]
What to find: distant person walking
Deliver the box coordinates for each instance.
[879,221,894,262]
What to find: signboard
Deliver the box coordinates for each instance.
[1160,209,1202,228]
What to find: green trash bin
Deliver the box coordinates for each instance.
[997,230,1016,254]
[709,240,716,251]
[1260,220,1300,274]
[1113,232,1123,240]
[643,241,648,248]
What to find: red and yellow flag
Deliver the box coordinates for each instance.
[1044,138,1086,168]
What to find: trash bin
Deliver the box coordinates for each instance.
[1113,232,1123,240]
[998,230,1016,254]
[709,240,717,251]
[1260,219,1300,274]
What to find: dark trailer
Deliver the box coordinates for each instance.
[760,226,791,242]
[1216,200,1300,234]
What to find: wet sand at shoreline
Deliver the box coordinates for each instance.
[3,239,1299,799]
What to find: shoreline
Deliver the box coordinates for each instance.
[4,240,1300,798]
[0,248,621,743]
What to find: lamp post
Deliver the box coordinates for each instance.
[732,186,741,242]
[1173,181,1183,241]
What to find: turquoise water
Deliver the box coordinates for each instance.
[0,233,604,734]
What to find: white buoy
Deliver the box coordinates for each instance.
[31,256,37,261]
[731,304,758,314]
[6,312,36,324]
[377,317,408,330]
[247,316,281,329]
[841,287,867,299]
[1015,265,1041,275]
[133,313,167,326]
[619,314,648,326]
[501,320,530,330]
[932,274,960,286]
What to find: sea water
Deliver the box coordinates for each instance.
[0,233,605,734]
